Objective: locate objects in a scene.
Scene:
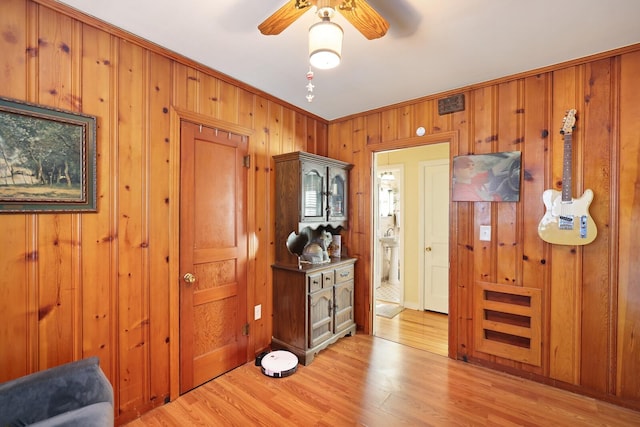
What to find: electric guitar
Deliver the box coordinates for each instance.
[537,109,597,245]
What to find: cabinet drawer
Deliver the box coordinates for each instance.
[322,272,334,289]
[335,265,354,284]
[308,273,323,293]
[308,271,334,292]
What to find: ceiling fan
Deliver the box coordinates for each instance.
[259,0,390,41]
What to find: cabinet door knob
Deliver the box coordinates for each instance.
[425,246,432,252]
[183,272,196,284]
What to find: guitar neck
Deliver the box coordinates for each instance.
[561,133,573,202]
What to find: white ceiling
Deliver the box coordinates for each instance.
[55,0,640,121]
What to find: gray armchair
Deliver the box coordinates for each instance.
[0,357,113,427]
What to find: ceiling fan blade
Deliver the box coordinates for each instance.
[337,0,389,40]
[258,0,312,36]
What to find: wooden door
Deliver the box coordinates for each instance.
[179,121,248,393]
[334,281,354,334]
[421,160,450,314]
[309,288,333,348]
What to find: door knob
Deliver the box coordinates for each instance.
[425,246,432,252]
[183,273,196,284]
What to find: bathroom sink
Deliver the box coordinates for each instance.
[379,236,398,245]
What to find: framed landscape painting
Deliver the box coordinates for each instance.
[0,97,97,213]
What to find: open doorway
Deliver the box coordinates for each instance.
[373,164,404,318]
[372,144,450,356]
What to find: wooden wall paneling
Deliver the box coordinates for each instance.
[217,80,239,124]
[198,73,218,119]
[606,53,621,400]
[237,88,255,130]
[329,119,364,327]
[469,87,497,362]
[1,0,28,97]
[365,112,381,145]
[185,67,200,113]
[617,50,640,402]
[471,86,496,282]
[330,120,356,268]
[306,116,317,154]
[252,96,270,354]
[333,119,359,264]
[548,66,582,385]
[333,119,355,161]
[25,1,38,100]
[354,127,373,332]
[453,200,472,359]
[147,51,173,405]
[171,63,189,110]
[0,215,31,380]
[396,105,412,140]
[579,58,614,394]
[280,109,295,154]
[293,112,307,153]
[0,0,30,382]
[36,7,78,369]
[37,6,73,108]
[79,24,116,384]
[316,120,328,157]
[70,14,86,362]
[262,101,284,352]
[432,99,452,134]
[478,80,528,369]
[0,0,335,421]
[520,75,550,291]
[520,73,551,375]
[495,80,521,288]
[305,118,315,153]
[326,119,342,156]
[244,121,259,361]
[381,108,397,142]
[4,0,640,417]
[412,100,431,136]
[451,94,473,359]
[317,118,327,154]
[117,40,149,413]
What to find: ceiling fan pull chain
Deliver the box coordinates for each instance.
[306,69,315,102]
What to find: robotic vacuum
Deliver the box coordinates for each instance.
[260,350,298,378]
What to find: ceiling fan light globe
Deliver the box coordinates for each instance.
[310,50,341,69]
[309,19,343,70]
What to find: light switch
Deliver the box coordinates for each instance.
[254,304,262,320]
[479,225,491,241]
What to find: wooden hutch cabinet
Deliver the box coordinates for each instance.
[272,152,356,364]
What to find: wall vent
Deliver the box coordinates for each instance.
[474,281,542,366]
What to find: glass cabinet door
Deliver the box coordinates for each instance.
[301,162,326,222]
[328,167,348,222]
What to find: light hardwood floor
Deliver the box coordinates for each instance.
[125,332,640,426]
[375,308,448,356]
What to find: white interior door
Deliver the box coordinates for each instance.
[421,160,449,314]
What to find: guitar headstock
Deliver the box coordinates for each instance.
[560,109,577,135]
